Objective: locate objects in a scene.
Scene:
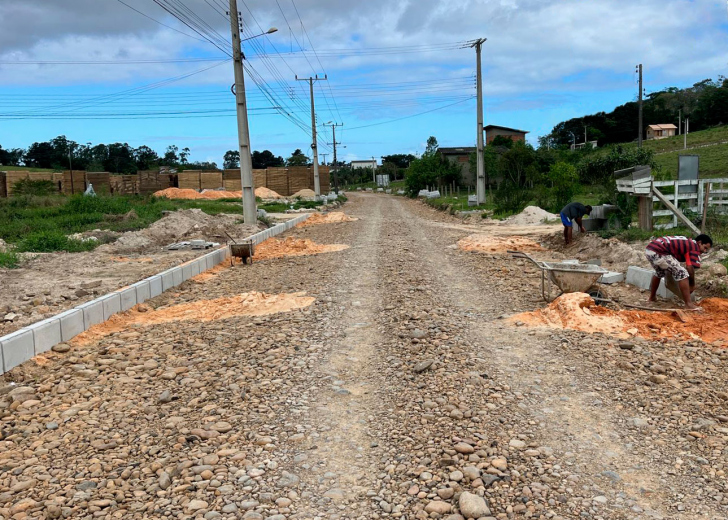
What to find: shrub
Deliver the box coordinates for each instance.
[0,250,20,268]
[11,178,57,197]
[493,180,530,214]
[548,162,580,211]
[17,231,97,253]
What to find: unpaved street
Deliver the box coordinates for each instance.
[2,193,728,520]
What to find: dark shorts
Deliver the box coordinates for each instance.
[560,212,572,227]
[645,250,689,281]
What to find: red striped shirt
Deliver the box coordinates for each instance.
[646,236,701,267]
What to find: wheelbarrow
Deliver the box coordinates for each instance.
[509,251,609,303]
[229,240,254,265]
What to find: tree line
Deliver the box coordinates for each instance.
[545,77,728,147]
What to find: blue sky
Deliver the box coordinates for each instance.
[0,0,727,166]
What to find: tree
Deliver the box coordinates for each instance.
[0,145,23,166]
[286,149,309,167]
[24,142,55,168]
[424,136,439,157]
[547,162,580,211]
[162,145,179,166]
[252,150,285,169]
[223,150,240,169]
[491,135,514,148]
[180,147,191,165]
[382,154,416,169]
[134,145,159,170]
[104,143,136,173]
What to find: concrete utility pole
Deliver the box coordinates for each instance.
[584,125,587,145]
[636,64,643,148]
[296,75,326,197]
[678,109,682,136]
[471,38,487,204]
[324,122,343,194]
[685,118,689,150]
[229,0,258,224]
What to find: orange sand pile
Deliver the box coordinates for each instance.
[192,257,241,283]
[458,234,543,254]
[154,188,243,200]
[71,291,314,345]
[511,294,728,343]
[109,256,154,263]
[297,212,358,227]
[255,187,283,199]
[254,237,349,261]
[291,189,316,198]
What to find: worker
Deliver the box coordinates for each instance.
[559,202,592,245]
[645,234,713,310]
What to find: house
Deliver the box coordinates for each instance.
[571,141,598,151]
[350,159,377,169]
[439,147,475,185]
[646,124,677,140]
[484,125,529,145]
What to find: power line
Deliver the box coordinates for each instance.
[346,97,475,131]
[113,0,208,42]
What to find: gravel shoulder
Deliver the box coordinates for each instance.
[1,193,727,520]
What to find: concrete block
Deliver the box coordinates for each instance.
[31,317,62,354]
[585,259,602,266]
[598,271,624,284]
[100,293,121,320]
[58,309,85,342]
[192,258,203,276]
[133,281,151,303]
[204,254,214,271]
[161,270,175,291]
[561,260,580,265]
[1,328,34,372]
[148,276,163,298]
[182,263,194,281]
[78,299,104,329]
[119,287,137,311]
[626,266,654,290]
[657,280,669,299]
[172,267,183,287]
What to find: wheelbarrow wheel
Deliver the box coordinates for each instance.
[586,285,608,306]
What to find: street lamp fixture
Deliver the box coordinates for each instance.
[242,27,277,42]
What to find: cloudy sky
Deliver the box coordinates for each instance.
[0,0,726,165]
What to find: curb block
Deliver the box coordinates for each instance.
[0,212,312,373]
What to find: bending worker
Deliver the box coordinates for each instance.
[560,202,592,245]
[645,234,712,310]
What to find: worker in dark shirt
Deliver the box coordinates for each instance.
[645,234,712,310]
[559,202,592,245]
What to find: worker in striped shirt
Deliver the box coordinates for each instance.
[645,234,713,310]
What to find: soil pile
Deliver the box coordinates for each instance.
[154,188,243,200]
[254,237,349,261]
[71,291,314,345]
[502,206,559,225]
[255,187,283,199]
[297,212,358,227]
[98,209,259,253]
[458,234,543,254]
[291,189,316,198]
[511,294,728,343]
[543,233,647,271]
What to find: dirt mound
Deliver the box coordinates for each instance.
[458,234,543,254]
[71,291,315,345]
[542,232,647,271]
[511,294,728,343]
[254,237,349,261]
[291,189,316,198]
[297,212,358,227]
[154,188,243,200]
[98,209,259,253]
[502,206,559,225]
[255,187,283,199]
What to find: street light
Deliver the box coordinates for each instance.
[242,27,277,42]
[568,131,576,150]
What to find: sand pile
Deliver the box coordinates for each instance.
[154,188,243,200]
[254,237,349,261]
[511,294,728,343]
[297,212,358,227]
[255,187,283,199]
[542,233,648,271]
[502,206,559,226]
[291,189,316,198]
[98,209,259,253]
[458,234,543,254]
[71,291,314,345]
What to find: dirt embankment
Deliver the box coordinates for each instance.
[458,234,543,254]
[297,212,357,227]
[511,293,728,344]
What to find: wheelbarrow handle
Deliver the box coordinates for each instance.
[507,250,545,269]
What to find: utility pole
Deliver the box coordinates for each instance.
[68,145,74,195]
[636,64,643,148]
[296,75,326,197]
[372,156,376,185]
[229,0,256,224]
[678,109,682,136]
[324,122,343,194]
[321,153,328,165]
[471,38,487,204]
[584,125,587,145]
[685,118,689,150]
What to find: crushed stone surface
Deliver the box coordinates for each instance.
[3,192,728,520]
[458,234,543,253]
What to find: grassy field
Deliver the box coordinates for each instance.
[0,165,56,173]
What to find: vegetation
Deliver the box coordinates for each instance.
[0,250,20,269]
[11,178,58,197]
[404,137,462,196]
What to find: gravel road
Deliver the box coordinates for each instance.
[2,192,727,520]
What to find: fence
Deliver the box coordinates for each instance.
[651,178,728,229]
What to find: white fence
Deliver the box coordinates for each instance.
[651,178,728,229]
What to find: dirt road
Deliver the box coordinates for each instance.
[2,193,727,520]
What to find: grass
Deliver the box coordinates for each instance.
[0,193,247,253]
[653,146,728,179]
[0,165,56,173]
[625,125,728,154]
[258,199,325,213]
[0,250,20,268]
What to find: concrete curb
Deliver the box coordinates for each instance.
[0,213,311,374]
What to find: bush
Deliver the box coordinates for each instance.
[0,250,20,268]
[493,180,530,214]
[11,178,57,197]
[578,146,656,185]
[17,231,97,253]
[548,162,580,212]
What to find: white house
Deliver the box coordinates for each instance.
[350,159,377,169]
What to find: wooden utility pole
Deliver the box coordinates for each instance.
[324,122,343,194]
[471,38,487,204]
[637,64,643,148]
[296,75,326,197]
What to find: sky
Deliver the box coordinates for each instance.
[0,0,727,166]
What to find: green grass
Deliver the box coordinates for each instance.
[0,250,20,268]
[258,200,325,213]
[653,146,728,179]
[625,125,728,154]
[0,165,56,173]
[0,194,246,252]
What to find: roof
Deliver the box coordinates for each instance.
[439,147,476,155]
[648,124,677,130]
[350,159,377,163]
[484,125,529,134]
